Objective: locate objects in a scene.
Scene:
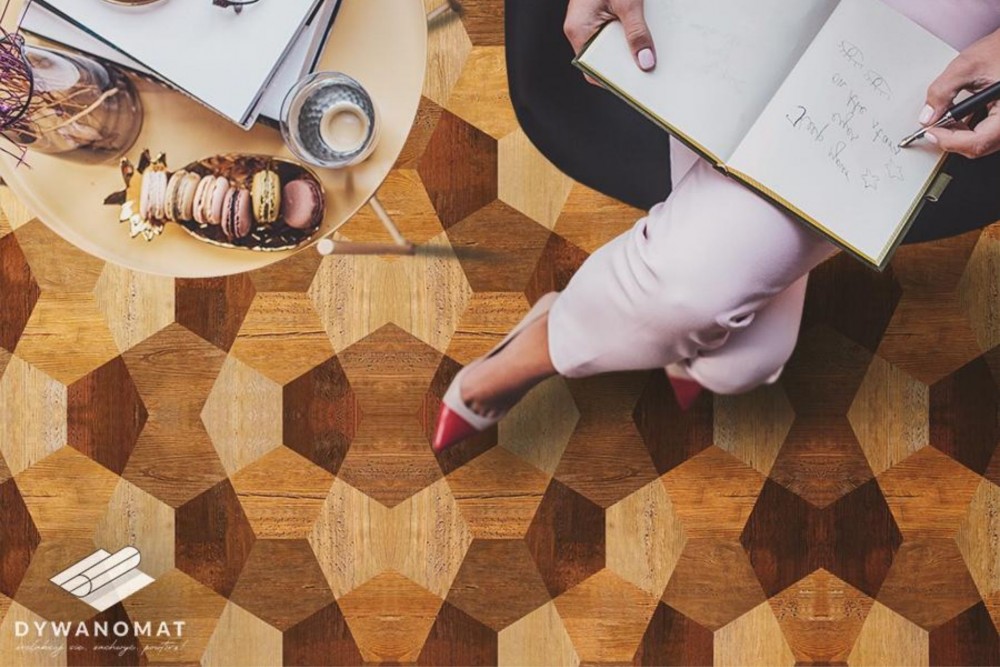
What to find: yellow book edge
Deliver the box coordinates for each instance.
[572,55,949,272]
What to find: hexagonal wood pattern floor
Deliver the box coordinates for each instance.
[3,1,1000,664]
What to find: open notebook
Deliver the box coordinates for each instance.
[576,0,958,270]
[27,0,324,129]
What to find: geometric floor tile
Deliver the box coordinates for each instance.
[928,354,1000,477]
[557,372,659,509]
[499,375,579,476]
[337,570,443,663]
[446,46,517,140]
[202,355,283,476]
[714,601,796,667]
[232,447,334,540]
[663,539,766,631]
[122,323,229,507]
[445,446,549,539]
[282,601,364,666]
[94,477,175,578]
[0,233,39,353]
[848,353,929,477]
[416,601,498,666]
[0,478,39,598]
[553,569,660,664]
[175,479,256,598]
[338,324,444,507]
[15,292,121,385]
[742,479,902,599]
[929,601,1000,667]
[848,600,928,667]
[0,354,66,478]
[525,478,605,598]
[93,261,175,354]
[446,539,551,631]
[960,224,1000,353]
[634,602,714,667]
[230,292,335,386]
[203,601,283,667]
[878,446,982,540]
[877,539,983,630]
[121,569,228,664]
[228,539,335,631]
[634,370,714,477]
[957,479,1000,604]
[282,355,357,477]
[498,601,579,667]
[14,447,119,540]
[67,355,147,476]
[418,108,498,228]
[498,128,574,231]
[445,200,551,293]
[175,274,256,353]
[606,478,686,598]
[553,183,641,255]
[663,447,766,541]
[309,477,392,599]
[768,569,874,665]
[714,382,795,478]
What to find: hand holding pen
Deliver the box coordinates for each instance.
[901,28,1000,158]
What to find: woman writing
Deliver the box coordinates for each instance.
[433,0,1000,452]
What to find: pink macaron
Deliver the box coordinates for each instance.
[192,175,215,225]
[222,187,254,240]
[281,179,324,230]
[207,176,230,226]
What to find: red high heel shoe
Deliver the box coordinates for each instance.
[432,293,559,453]
[666,364,704,411]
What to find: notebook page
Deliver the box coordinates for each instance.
[728,0,957,265]
[576,0,839,163]
[37,0,319,125]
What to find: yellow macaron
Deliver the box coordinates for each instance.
[251,169,281,225]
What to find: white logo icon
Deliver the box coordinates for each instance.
[50,547,155,612]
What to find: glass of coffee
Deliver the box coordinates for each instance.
[280,72,379,169]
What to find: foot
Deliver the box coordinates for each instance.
[460,314,556,419]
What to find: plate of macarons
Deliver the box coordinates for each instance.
[105,150,326,252]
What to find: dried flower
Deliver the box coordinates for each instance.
[0,1,33,164]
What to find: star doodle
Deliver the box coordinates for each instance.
[862,169,880,191]
[884,159,904,181]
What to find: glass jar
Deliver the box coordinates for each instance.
[9,45,143,164]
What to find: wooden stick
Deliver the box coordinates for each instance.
[317,238,416,256]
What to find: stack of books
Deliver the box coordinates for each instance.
[20,0,342,128]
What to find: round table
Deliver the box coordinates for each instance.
[0,0,428,278]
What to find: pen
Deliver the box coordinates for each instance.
[899,80,1000,148]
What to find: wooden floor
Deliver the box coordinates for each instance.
[3,1,1000,664]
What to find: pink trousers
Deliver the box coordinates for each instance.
[548,0,1000,393]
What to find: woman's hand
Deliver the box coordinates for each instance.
[922,29,1000,159]
[564,0,655,75]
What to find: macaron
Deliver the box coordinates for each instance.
[222,187,254,240]
[164,170,201,221]
[192,175,215,225]
[139,167,168,221]
[251,169,281,225]
[281,179,324,230]
[206,176,230,226]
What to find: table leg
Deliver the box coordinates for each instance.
[316,194,416,256]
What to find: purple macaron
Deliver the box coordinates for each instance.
[221,187,254,240]
[281,179,324,230]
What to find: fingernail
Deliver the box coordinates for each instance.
[637,48,655,71]
[925,132,939,145]
[919,105,934,125]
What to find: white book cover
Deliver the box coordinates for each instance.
[32,0,322,127]
[22,0,340,122]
